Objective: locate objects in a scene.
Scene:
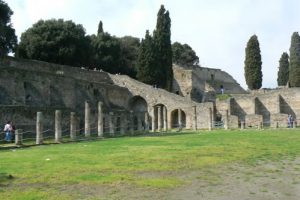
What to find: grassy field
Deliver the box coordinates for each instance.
[1,129,300,199]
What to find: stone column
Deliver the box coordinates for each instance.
[36,111,43,145]
[163,107,168,131]
[208,108,212,131]
[55,110,62,143]
[109,112,115,136]
[152,106,156,132]
[98,101,104,137]
[224,110,229,130]
[129,111,134,135]
[157,106,162,131]
[241,121,245,130]
[84,101,91,137]
[15,129,23,145]
[178,108,182,131]
[70,112,76,140]
[144,112,149,132]
[193,106,197,131]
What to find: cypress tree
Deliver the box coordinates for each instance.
[136,30,157,85]
[97,21,103,35]
[289,32,300,87]
[277,52,289,86]
[153,5,172,90]
[244,35,262,90]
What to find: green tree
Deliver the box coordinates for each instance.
[153,5,172,90]
[172,42,199,66]
[289,32,300,87]
[90,21,121,73]
[0,0,17,57]
[18,19,89,67]
[277,52,289,86]
[136,30,157,84]
[119,36,140,78]
[244,35,262,90]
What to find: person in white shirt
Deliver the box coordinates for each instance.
[4,121,12,142]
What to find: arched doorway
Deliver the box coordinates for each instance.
[128,96,148,131]
[171,109,186,129]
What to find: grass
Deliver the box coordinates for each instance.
[1,129,300,199]
[216,93,231,100]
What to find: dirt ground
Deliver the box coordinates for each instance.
[85,157,300,200]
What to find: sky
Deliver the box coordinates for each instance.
[6,0,300,89]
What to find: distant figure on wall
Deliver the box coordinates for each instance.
[4,121,12,142]
[220,85,224,94]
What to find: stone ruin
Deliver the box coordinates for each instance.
[0,56,297,144]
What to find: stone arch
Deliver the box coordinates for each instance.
[0,86,11,105]
[24,82,44,106]
[128,96,148,112]
[170,109,186,128]
[129,96,148,131]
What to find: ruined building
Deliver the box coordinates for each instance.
[0,56,298,134]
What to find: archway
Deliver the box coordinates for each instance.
[171,109,186,128]
[129,96,148,131]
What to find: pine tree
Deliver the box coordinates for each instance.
[277,52,289,86]
[244,35,262,90]
[136,30,157,84]
[289,32,300,87]
[153,5,172,90]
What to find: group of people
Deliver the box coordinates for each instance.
[3,121,16,143]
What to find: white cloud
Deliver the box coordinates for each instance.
[6,0,300,89]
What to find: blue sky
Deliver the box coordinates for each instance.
[6,0,300,89]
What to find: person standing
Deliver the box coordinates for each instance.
[4,121,12,142]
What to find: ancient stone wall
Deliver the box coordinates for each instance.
[0,57,214,132]
[216,88,300,128]
[172,64,246,103]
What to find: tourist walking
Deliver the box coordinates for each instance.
[4,121,12,142]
